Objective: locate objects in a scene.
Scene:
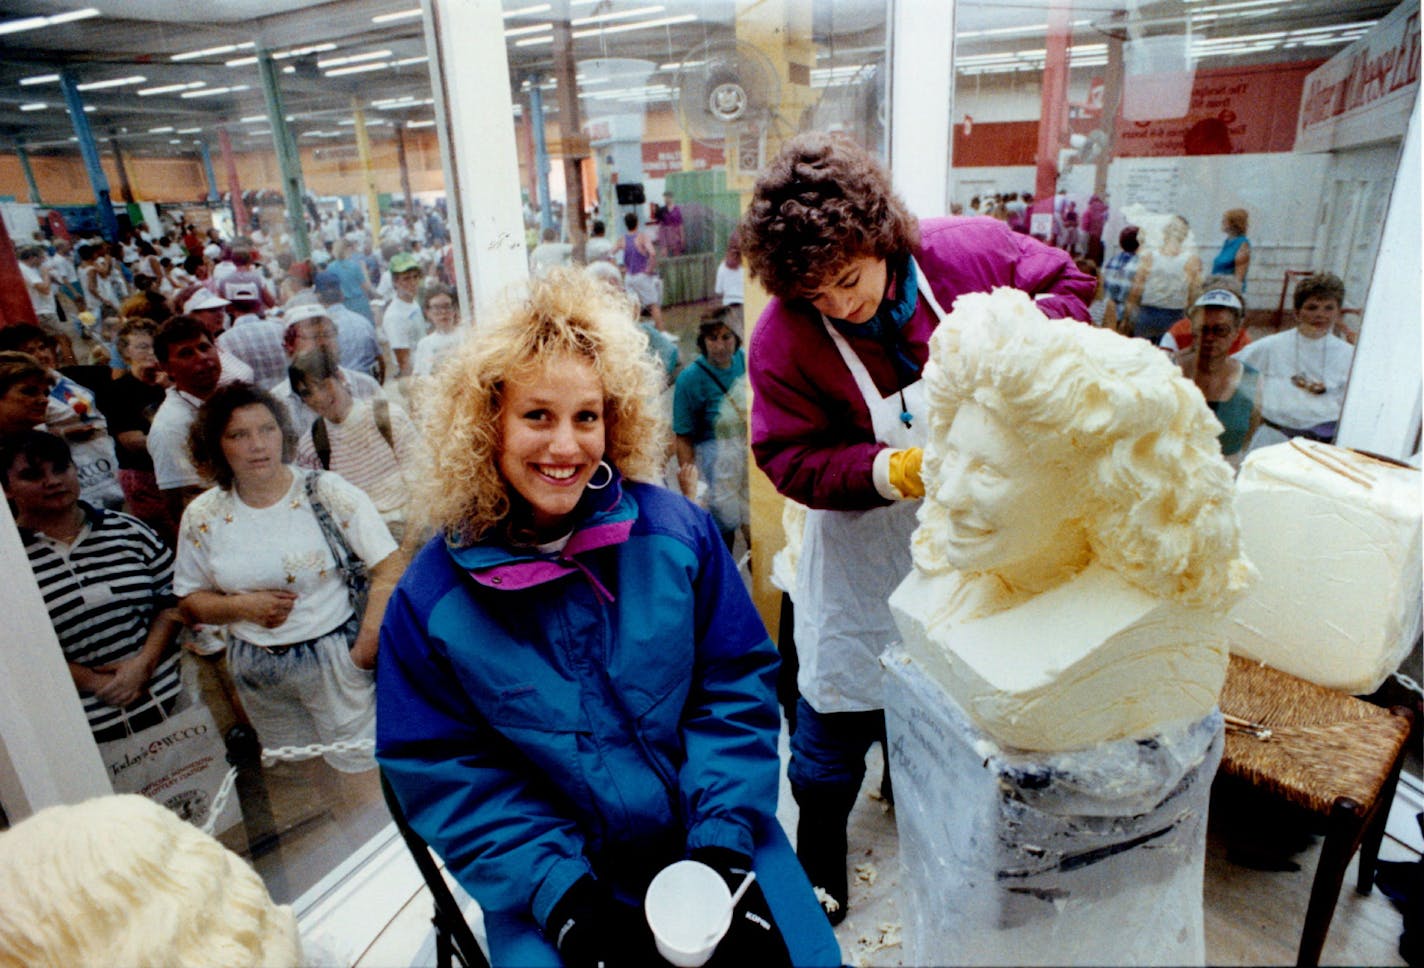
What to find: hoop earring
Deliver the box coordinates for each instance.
[586,460,614,490]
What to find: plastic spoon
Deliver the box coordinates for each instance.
[704,871,757,944]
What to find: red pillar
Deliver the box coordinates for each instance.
[216,125,251,234]
[1034,0,1073,204]
[0,215,39,327]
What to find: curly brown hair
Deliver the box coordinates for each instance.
[739,131,920,300]
[187,381,297,491]
[417,267,667,547]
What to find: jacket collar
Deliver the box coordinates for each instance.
[448,470,637,599]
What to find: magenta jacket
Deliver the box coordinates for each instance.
[748,216,1093,511]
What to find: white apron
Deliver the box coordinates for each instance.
[793,258,945,713]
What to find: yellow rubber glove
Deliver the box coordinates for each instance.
[887,447,925,499]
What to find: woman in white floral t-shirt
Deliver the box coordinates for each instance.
[173,382,402,772]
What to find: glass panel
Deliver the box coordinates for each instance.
[500,0,887,577]
[951,0,1414,456]
[0,0,451,905]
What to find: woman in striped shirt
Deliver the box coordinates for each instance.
[3,430,183,741]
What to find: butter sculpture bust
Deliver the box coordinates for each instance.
[890,288,1255,752]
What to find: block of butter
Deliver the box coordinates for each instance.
[1225,440,1421,694]
[891,563,1229,752]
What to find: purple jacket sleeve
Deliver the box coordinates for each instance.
[1006,229,1095,321]
[748,305,890,511]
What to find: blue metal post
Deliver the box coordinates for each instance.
[197,139,220,203]
[528,78,555,234]
[58,71,118,241]
[16,143,41,205]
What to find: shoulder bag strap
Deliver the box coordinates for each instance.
[312,417,331,469]
[303,471,359,573]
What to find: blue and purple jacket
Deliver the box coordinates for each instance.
[376,474,780,929]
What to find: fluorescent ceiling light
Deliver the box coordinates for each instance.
[572,13,695,38]
[505,22,552,37]
[177,127,202,133]
[375,97,435,109]
[573,5,664,27]
[19,73,60,85]
[172,41,254,62]
[373,7,422,23]
[280,43,338,58]
[505,3,551,17]
[19,102,47,111]
[233,41,340,67]
[76,75,146,91]
[138,81,206,96]
[408,119,437,127]
[0,7,99,36]
[516,35,553,47]
[241,114,267,123]
[44,8,100,26]
[957,19,1089,40]
[393,56,428,66]
[148,125,174,132]
[325,62,391,77]
[318,49,391,69]
[283,66,295,73]
[181,84,250,98]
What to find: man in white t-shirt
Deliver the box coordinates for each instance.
[382,252,427,377]
[149,315,224,522]
[43,239,82,319]
[18,245,62,337]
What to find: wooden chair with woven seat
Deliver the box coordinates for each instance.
[1217,654,1415,967]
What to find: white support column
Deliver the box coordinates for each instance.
[0,498,109,822]
[888,0,955,218]
[423,0,530,319]
[1337,96,1422,461]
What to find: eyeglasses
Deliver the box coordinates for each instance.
[1200,323,1237,338]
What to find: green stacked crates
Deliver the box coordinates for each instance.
[661,167,742,305]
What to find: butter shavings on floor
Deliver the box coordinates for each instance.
[851,922,903,967]
[854,862,878,886]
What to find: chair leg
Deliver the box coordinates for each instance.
[1296,796,1366,968]
[433,918,451,968]
[1356,707,1414,896]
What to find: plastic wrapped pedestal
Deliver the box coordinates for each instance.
[883,650,1223,966]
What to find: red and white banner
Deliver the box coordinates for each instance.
[1295,0,1420,153]
[641,140,725,177]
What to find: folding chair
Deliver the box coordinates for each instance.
[379,772,491,968]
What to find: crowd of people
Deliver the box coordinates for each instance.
[8,204,468,782]
[4,132,1366,967]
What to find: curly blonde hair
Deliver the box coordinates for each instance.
[914,288,1254,613]
[418,268,667,546]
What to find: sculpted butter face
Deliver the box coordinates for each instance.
[932,401,1081,581]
